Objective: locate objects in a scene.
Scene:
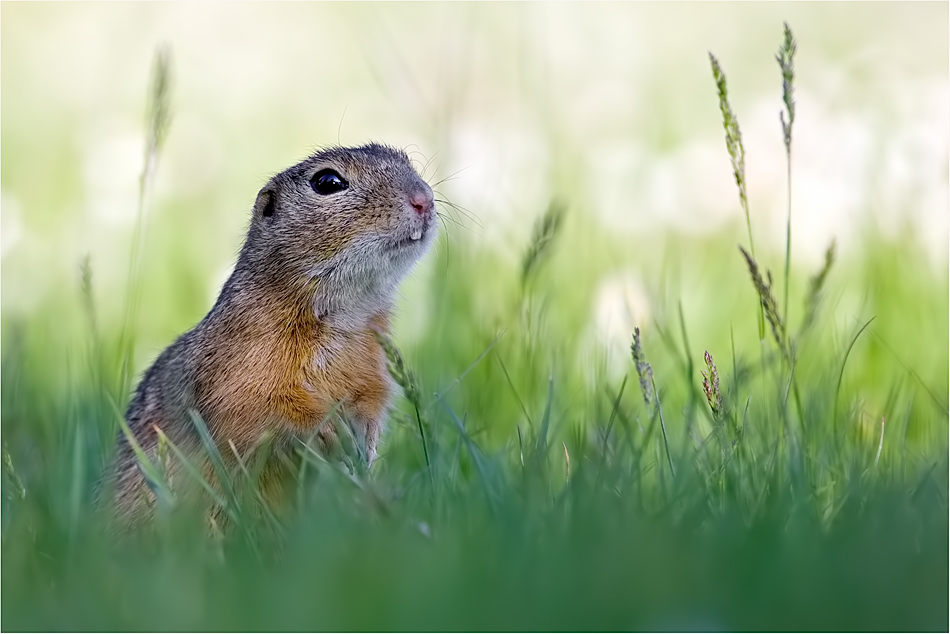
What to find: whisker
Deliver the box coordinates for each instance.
[436,214,454,276]
[436,199,477,226]
[421,151,442,180]
[435,199,470,226]
[436,212,471,231]
[435,211,465,228]
[437,214,459,246]
[431,165,470,188]
[404,146,429,174]
[436,210,482,239]
[336,107,348,145]
[435,196,483,228]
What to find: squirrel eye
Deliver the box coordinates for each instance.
[310,169,348,195]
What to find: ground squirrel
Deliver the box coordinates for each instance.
[111,143,437,523]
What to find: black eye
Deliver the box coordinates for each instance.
[310,168,348,195]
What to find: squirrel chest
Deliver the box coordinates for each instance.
[192,309,392,448]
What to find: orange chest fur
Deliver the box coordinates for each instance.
[195,322,392,445]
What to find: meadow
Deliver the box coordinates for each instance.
[2,6,948,631]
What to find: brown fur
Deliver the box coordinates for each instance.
[110,143,437,524]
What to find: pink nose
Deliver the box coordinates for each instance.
[409,188,434,216]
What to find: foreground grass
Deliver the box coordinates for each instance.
[2,225,947,631]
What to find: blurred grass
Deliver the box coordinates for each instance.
[3,12,949,633]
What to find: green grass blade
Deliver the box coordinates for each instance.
[602,374,628,456]
[153,427,232,519]
[833,317,876,439]
[106,394,174,506]
[495,353,534,428]
[435,394,494,505]
[296,402,343,508]
[537,372,554,456]
[186,408,239,508]
[423,328,506,412]
[651,376,676,479]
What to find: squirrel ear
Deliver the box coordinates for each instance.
[253,188,276,220]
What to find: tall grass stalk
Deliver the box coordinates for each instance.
[374,330,431,479]
[777,22,797,328]
[631,329,674,478]
[710,52,765,342]
[118,46,173,397]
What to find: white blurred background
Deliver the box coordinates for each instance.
[2,2,947,320]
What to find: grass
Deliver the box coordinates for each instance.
[2,27,948,632]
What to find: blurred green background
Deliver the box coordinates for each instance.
[1,3,947,631]
[2,3,947,356]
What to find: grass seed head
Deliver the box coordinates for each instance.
[630,327,654,407]
[709,53,748,218]
[144,45,173,171]
[2,442,26,501]
[521,199,566,286]
[776,22,797,153]
[801,240,836,333]
[701,351,723,420]
[154,424,174,493]
[739,246,789,360]
[373,329,422,412]
[79,255,99,337]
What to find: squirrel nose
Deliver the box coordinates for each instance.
[409,187,434,216]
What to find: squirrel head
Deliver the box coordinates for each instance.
[242,143,438,325]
